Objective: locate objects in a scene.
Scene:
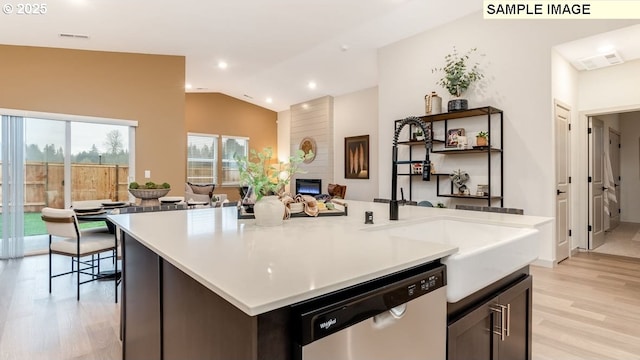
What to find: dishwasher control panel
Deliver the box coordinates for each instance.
[292,262,446,346]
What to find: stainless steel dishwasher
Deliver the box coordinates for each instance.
[291,262,447,360]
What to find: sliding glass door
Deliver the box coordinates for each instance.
[1,112,135,258]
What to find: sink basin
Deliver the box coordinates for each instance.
[366,218,539,303]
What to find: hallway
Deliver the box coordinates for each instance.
[593,222,640,259]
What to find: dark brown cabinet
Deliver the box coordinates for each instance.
[448,275,532,360]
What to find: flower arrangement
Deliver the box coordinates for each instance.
[236,147,313,201]
[432,47,484,97]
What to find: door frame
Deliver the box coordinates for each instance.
[575,105,640,250]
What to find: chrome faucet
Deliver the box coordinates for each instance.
[391,116,432,220]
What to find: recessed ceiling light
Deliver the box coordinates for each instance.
[340,44,350,52]
[308,81,317,90]
[218,61,228,69]
[266,97,273,104]
[185,83,192,90]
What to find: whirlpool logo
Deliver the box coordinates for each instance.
[319,318,337,330]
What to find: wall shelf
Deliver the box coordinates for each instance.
[394,106,504,207]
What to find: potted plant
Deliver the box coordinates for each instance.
[432,47,484,112]
[413,129,424,141]
[236,147,313,226]
[476,131,489,147]
[128,181,171,206]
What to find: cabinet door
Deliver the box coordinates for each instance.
[497,276,532,360]
[447,296,499,360]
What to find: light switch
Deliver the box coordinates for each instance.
[144,170,151,178]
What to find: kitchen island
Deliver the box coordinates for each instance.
[108,201,551,360]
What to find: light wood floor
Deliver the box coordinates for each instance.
[1,252,639,359]
[0,255,121,360]
[531,252,640,359]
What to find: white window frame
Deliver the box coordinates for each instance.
[187,132,219,185]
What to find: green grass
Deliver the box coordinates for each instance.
[0,212,105,236]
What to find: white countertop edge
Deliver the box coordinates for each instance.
[110,217,456,316]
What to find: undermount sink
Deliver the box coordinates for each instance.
[366,218,539,303]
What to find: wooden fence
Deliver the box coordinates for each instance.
[0,162,129,213]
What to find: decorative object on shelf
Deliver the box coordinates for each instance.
[413,128,424,141]
[446,128,465,148]
[476,184,489,196]
[345,135,369,179]
[450,169,470,194]
[457,135,468,149]
[128,181,171,207]
[476,131,489,147]
[425,91,442,115]
[412,162,423,174]
[236,147,313,226]
[436,202,446,208]
[432,47,484,112]
[299,137,317,164]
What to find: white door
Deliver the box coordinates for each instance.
[589,118,605,249]
[609,129,621,230]
[555,103,570,262]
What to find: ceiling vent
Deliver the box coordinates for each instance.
[577,51,624,71]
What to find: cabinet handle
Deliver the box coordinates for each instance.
[490,304,508,341]
[505,303,511,337]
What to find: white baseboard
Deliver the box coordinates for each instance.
[531,258,555,268]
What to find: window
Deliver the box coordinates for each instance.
[187,134,218,184]
[221,136,248,185]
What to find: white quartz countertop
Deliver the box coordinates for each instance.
[108,201,551,316]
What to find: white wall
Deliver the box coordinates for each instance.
[377,11,637,265]
[620,112,640,222]
[333,87,379,201]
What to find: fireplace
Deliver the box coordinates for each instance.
[295,179,322,196]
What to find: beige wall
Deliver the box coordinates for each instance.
[0,45,186,196]
[185,92,277,200]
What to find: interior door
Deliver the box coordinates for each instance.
[608,129,621,230]
[589,118,605,249]
[555,103,570,263]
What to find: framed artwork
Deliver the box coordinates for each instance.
[345,135,369,179]
[446,128,465,148]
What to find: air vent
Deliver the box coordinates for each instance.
[59,33,89,39]
[577,51,624,71]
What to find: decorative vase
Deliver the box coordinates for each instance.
[253,195,285,226]
[425,91,442,115]
[448,99,468,112]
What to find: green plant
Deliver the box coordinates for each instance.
[236,147,313,201]
[436,202,446,208]
[432,47,484,97]
[145,181,157,189]
[477,131,489,138]
[129,181,171,189]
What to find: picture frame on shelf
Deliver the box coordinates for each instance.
[446,128,465,148]
[345,135,369,179]
[476,184,489,196]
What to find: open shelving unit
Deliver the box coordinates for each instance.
[394,106,504,207]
